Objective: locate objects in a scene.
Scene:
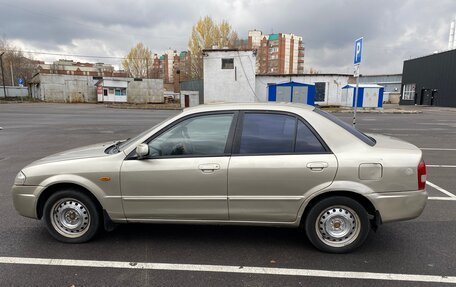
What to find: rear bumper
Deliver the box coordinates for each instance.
[366,190,428,223]
[11,185,41,219]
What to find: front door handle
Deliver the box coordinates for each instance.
[199,163,220,173]
[307,162,328,171]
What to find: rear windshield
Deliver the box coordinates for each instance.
[314,109,376,146]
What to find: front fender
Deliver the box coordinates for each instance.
[37,174,125,221]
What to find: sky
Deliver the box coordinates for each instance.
[1,0,455,74]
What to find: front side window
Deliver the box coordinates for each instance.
[148,113,234,157]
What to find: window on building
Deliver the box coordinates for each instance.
[115,88,126,96]
[402,84,416,100]
[221,58,234,69]
[103,89,108,96]
[315,82,326,102]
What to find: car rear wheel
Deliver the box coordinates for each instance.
[305,196,370,253]
[43,190,101,243]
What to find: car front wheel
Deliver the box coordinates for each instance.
[305,196,370,253]
[43,189,101,243]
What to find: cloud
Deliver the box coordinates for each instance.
[1,0,455,73]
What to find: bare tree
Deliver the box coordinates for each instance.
[122,42,153,78]
[0,38,36,86]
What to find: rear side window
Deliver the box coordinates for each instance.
[314,109,376,146]
[237,113,327,154]
[296,120,326,153]
[239,113,295,154]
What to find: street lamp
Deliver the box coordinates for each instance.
[0,52,6,98]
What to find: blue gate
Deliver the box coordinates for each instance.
[267,81,316,105]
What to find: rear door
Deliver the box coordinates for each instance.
[227,111,337,222]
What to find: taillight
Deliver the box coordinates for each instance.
[418,160,427,190]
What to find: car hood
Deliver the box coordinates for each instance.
[27,141,117,166]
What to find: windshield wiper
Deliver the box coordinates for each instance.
[111,138,131,153]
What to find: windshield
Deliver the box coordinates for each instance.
[314,108,376,146]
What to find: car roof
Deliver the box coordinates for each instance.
[183,102,315,113]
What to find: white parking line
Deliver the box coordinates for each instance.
[428,197,456,201]
[0,256,455,284]
[427,181,456,198]
[420,148,456,151]
[427,165,456,168]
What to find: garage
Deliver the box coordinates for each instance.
[341,84,384,108]
[267,81,316,105]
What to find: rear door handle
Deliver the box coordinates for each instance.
[307,162,328,171]
[199,163,220,173]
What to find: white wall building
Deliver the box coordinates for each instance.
[96,79,128,102]
[30,74,163,103]
[203,49,256,103]
[202,49,355,106]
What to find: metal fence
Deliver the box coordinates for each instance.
[0,86,29,97]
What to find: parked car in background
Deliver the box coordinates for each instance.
[12,103,427,253]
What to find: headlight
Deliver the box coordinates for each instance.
[14,171,26,185]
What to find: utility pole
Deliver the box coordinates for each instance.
[0,52,7,98]
[146,57,149,79]
[10,62,14,86]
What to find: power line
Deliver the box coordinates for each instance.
[2,49,257,61]
[236,51,260,101]
[4,49,126,59]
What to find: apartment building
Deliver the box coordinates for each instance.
[245,30,304,74]
[151,50,191,84]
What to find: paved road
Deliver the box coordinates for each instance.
[0,103,455,286]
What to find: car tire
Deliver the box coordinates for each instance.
[43,189,101,243]
[305,196,370,253]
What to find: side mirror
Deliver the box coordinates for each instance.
[135,143,149,159]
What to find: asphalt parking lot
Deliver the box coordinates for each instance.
[0,103,455,286]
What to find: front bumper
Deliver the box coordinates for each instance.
[366,190,428,223]
[11,185,42,219]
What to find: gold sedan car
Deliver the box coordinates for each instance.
[12,103,427,253]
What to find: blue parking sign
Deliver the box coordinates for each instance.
[354,37,363,65]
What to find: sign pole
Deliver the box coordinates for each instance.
[353,37,363,126]
[353,67,360,126]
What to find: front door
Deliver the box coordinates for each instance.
[121,112,236,220]
[184,94,190,107]
[421,89,432,105]
[228,112,337,222]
